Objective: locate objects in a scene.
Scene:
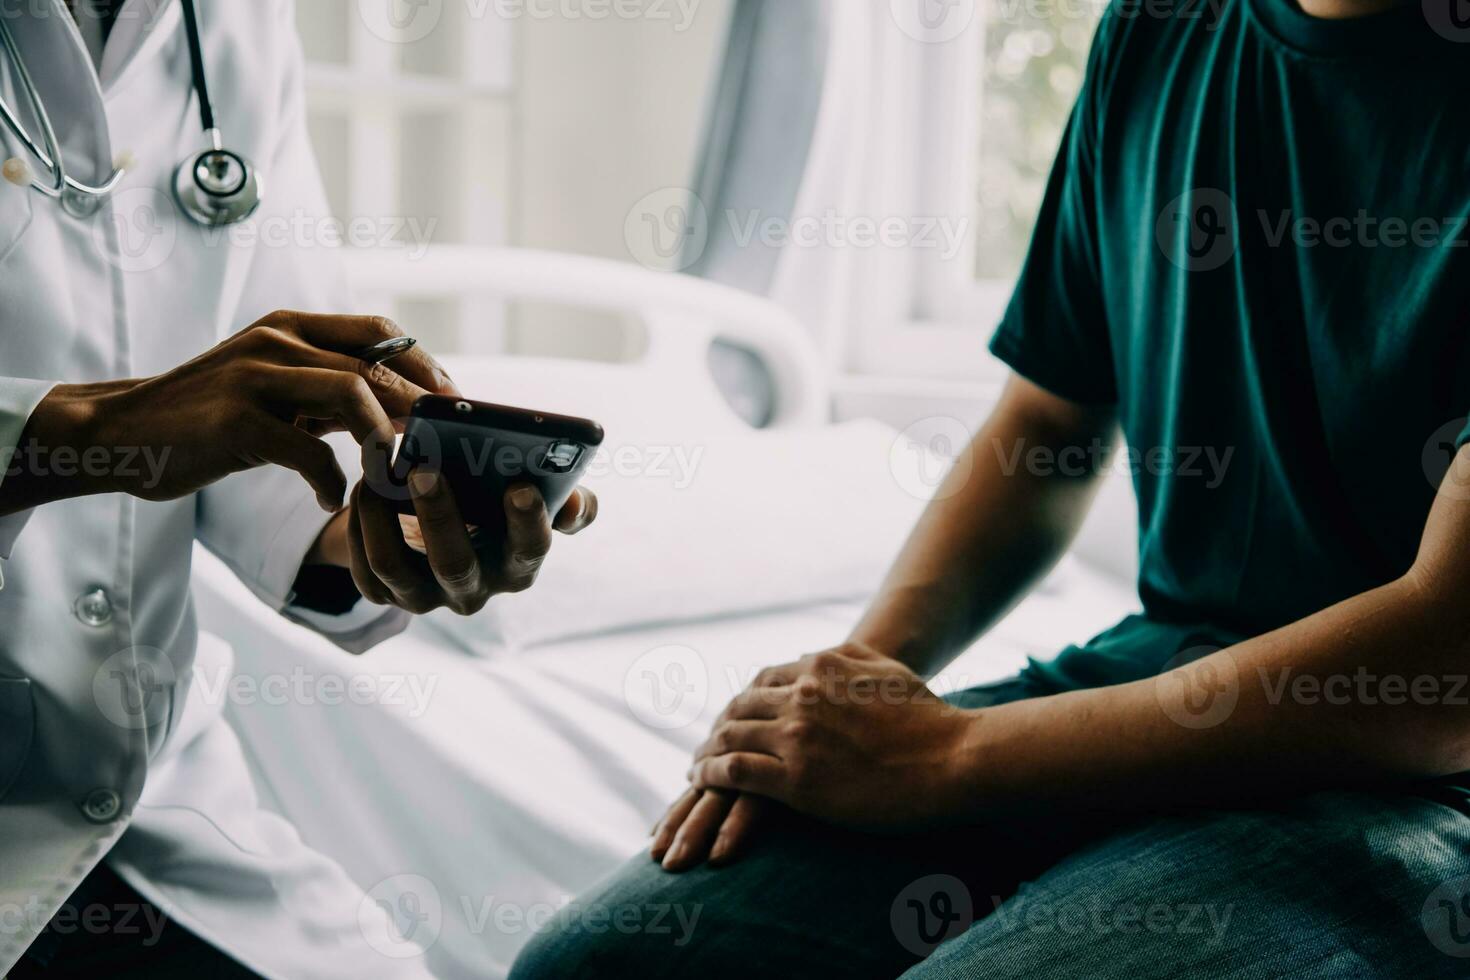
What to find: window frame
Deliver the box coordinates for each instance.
[846,6,1098,385]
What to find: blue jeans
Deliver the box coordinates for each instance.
[511,675,1470,978]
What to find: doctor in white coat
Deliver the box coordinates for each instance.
[0,1,595,976]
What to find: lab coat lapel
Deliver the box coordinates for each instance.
[99,0,180,93]
[4,0,112,185]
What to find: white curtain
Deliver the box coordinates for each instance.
[689,1,977,415]
[769,2,977,369]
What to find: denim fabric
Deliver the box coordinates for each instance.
[511,676,1470,979]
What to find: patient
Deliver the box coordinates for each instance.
[513,0,1470,976]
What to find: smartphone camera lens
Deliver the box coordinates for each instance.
[542,441,582,474]
[455,401,473,415]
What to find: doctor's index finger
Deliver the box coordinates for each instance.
[262,310,461,398]
[299,346,428,423]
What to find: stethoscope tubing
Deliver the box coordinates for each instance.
[0,0,250,223]
[0,16,126,200]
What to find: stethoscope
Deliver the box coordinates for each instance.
[0,0,261,226]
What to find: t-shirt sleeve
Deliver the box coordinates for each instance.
[988,12,1119,406]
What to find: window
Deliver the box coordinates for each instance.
[289,3,726,360]
[293,0,515,355]
[973,6,1101,283]
[847,2,1103,386]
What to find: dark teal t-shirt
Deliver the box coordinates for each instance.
[993,0,1470,688]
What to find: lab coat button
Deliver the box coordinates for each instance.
[79,789,122,824]
[74,589,113,627]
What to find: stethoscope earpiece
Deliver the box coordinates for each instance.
[3,157,31,187]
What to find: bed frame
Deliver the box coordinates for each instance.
[343,246,830,435]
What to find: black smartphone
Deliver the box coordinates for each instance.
[389,396,605,529]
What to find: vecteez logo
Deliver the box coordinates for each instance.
[93,186,177,274]
[1156,188,1237,273]
[1155,646,1239,730]
[1424,0,1470,42]
[890,875,974,956]
[360,874,443,958]
[890,0,977,43]
[1423,418,1470,502]
[890,417,974,502]
[358,0,445,44]
[623,645,709,730]
[1423,875,1470,958]
[624,188,710,272]
[92,646,177,732]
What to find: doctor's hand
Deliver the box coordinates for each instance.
[653,644,974,871]
[307,473,598,617]
[7,311,455,516]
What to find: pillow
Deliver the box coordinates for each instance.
[419,419,929,654]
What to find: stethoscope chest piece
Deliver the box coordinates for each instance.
[0,0,261,228]
[174,143,263,227]
[62,185,107,219]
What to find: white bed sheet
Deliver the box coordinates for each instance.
[190,548,1137,979]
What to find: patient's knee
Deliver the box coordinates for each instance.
[510,919,602,979]
[509,876,705,979]
[510,908,691,979]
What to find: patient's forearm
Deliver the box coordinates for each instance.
[851,377,1116,678]
[947,446,1470,813]
[953,568,1470,819]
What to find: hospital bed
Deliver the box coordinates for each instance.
[190,247,1140,979]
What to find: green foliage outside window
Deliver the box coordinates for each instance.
[975,2,1103,281]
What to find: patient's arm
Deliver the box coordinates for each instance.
[689,445,1470,829]
[849,373,1117,677]
[938,450,1470,812]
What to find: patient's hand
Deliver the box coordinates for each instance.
[654,643,974,870]
[651,787,774,873]
[651,652,828,871]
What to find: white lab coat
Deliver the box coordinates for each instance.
[0,2,433,976]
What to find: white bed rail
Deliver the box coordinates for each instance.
[342,245,830,430]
